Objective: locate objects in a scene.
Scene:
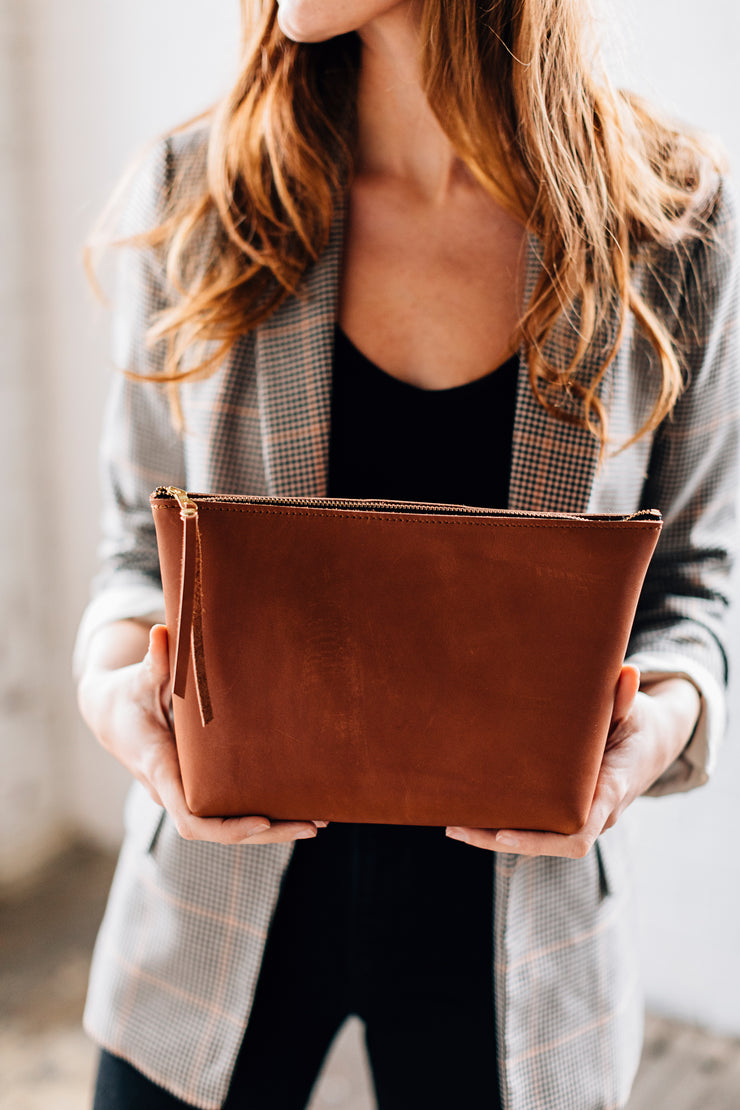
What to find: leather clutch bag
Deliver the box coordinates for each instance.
[150,486,662,833]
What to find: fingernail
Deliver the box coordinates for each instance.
[496,832,520,849]
[246,823,270,837]
[314,821,329,828]
[446,827,469,844]
[296,828,317,840]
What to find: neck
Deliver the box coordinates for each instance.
[356,9,468,203]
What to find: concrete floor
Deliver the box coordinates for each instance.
[1,843,739,1110]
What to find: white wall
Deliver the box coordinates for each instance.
[0,0,61,882]
[24,0,240,849]
[5,0,740,1031]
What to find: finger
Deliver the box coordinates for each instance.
[173,814,278,844]
[157,779,321,845]
[492,827,594,857]
[610,663,640,727]
[236,821,319,845]
[145,624,174,725]
[154,765,275,843]
[176,818,320,846]
[480,773,619,857]
[447,822,600,859]
[146,624,170,683]
[446,826,502,851]
[154,753,324,846]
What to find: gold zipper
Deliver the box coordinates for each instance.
[153,486,660,524]
[155,486,199,519]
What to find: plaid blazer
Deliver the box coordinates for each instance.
[79,128,739,1110]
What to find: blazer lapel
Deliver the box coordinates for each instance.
[254,194,346,498]
[508,234,605,513]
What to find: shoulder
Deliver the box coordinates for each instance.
[116,122,211,239]
[111,122,215,308]
[167,123,211,204]
[632,175,739,373]
[681,177,739,328]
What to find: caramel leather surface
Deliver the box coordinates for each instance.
[151,496,661,833]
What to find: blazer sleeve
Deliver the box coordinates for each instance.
[626,179,740,795]
[73,136,186,675]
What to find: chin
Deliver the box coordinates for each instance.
[276,0,405,44]
[276,4,336,43]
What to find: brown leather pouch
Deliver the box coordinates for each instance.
[150,487,662,833]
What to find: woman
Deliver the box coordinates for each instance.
[76,1,739,1108]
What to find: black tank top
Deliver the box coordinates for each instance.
[327,326,518,507]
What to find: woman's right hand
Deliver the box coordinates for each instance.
[77,622,324,846]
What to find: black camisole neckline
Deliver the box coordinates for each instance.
[327,325,519,510]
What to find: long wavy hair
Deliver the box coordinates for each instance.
[93,0,724,452]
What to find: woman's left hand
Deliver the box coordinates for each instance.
[445,665,701,858]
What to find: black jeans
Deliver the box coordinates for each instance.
[93,823,502,1109]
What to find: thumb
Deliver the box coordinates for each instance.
[610,663,640,728]
[146,623,171,685]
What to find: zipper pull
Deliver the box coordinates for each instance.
[155,485,199,520]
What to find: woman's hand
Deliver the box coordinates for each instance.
[445,665,701,858]
[78,622,325,846]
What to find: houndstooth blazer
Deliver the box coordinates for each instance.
[78,127,739,1110]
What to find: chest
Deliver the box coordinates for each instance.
[338,175,528,389]
[186,199,653,516]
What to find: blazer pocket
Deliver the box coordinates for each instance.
[595,838,612,900]
[595,828,629,902]
[145,809,167,858]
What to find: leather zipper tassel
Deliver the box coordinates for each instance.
[190,519,213,726]
[168,489,213,726]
